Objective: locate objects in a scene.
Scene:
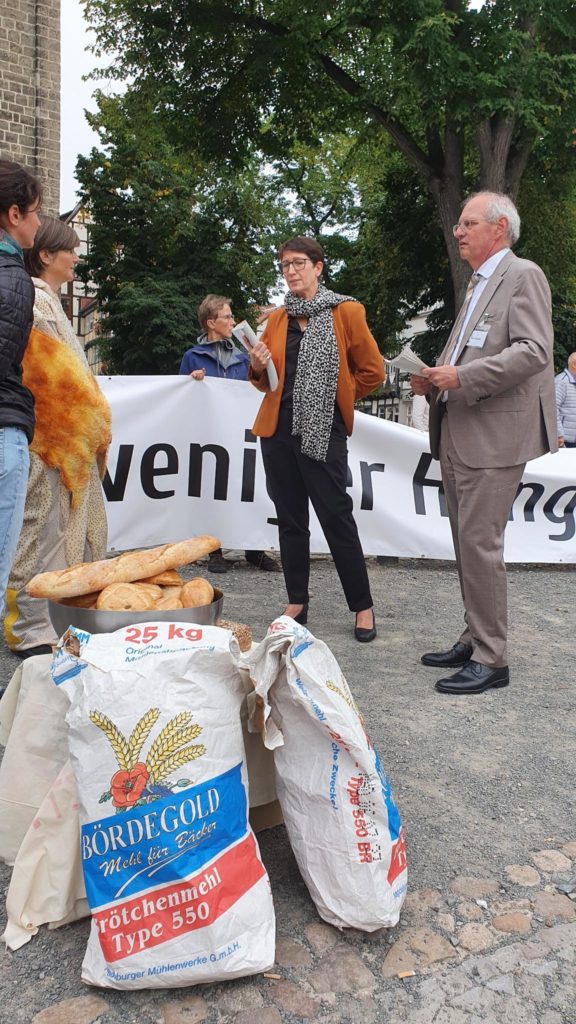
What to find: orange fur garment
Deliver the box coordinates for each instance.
[22,326,112,508]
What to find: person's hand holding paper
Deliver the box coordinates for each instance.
[233,320,279,390]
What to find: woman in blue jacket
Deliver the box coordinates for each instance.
[179,294,250,380]
[179,294,278,574]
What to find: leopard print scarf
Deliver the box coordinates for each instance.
[284,285,357,461]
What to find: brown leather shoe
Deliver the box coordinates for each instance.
[245,551,280,571]
[208,551,233,573]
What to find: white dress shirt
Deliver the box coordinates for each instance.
[452,247,511,358]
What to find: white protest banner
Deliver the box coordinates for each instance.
[99,376,576,563]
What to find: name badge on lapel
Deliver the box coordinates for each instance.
[467,328,488,349]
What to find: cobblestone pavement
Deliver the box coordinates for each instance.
[1,557,575,1023]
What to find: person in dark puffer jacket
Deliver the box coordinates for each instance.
[0,160,42,636]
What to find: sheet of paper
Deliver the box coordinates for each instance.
[233,321,279,391]
[385,344,429,375]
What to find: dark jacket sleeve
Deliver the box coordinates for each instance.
[0,258,34,378]
[179,349,197,374]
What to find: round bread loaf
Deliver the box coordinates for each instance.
[26,536,221,599]
[96,583,157,611]
[155,596,184,610]
[180,578,214,608]
[160,585,183,602]
[132,582,163,601]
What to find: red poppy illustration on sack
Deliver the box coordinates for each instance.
[110,762,149,808]
[89,708,206,812]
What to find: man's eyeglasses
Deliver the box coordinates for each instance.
[279,258,312,272]
[216,313,235,319]
[452,218,487,236]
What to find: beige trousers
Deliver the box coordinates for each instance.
[439,411,525,667]
[5,454,107,651]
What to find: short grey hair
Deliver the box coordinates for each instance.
[464,191,521,245]
[568,352,576,370]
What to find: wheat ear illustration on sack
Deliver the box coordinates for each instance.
[90,708,206,812]
[325,675,375,749]
[325,676,362,719]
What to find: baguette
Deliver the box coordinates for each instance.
[26,536,221,600]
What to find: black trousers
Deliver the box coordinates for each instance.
[260,418,373,612]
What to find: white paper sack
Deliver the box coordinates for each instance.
[3,762,89,951]
[246,618,407,931]
[54,622,275,989]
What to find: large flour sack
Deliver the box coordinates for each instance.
[246,618,407,931]
[53,622,275,989]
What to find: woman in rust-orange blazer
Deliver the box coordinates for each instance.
[251,302,384,436]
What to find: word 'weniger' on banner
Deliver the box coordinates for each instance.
[102,432,387,513]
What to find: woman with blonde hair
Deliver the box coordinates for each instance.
[4,216,111,657]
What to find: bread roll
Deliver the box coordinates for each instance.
[138,570,183,586]
[155,596,184,610]
[180,578,214,608]
[132,582,163,601]
[26,536,221,599]
[160,585,183,602]
[217,618,252,653]
[96,583,157,612]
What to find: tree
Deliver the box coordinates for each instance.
[334,133,576,360]
[332,138,450,351]
[516,154,576,371]
[83,0,576,308]
[76,90,287,372]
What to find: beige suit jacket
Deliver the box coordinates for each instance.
[429,251,558,467]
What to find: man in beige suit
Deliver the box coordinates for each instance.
[412,191,557,695]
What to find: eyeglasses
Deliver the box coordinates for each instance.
[279,258,312,272]
[452,218,488,236]
[216,313,234,320]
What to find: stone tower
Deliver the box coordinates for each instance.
[0,0,61,214]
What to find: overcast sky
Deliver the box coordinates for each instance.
[60,0,107,211]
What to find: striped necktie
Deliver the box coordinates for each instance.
[446,271,482,364]
[438,272,482,403]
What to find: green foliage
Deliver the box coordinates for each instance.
[517,165,576,306]
[332,139,450,352]
[77,90,285,372]
[82,1,576,183]
[551,302,576,373]
[79,0,576,366]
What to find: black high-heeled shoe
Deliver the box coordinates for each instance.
[355,609,376,643]
[285,602,308,625]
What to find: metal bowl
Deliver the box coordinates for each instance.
[48,588,224,638]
